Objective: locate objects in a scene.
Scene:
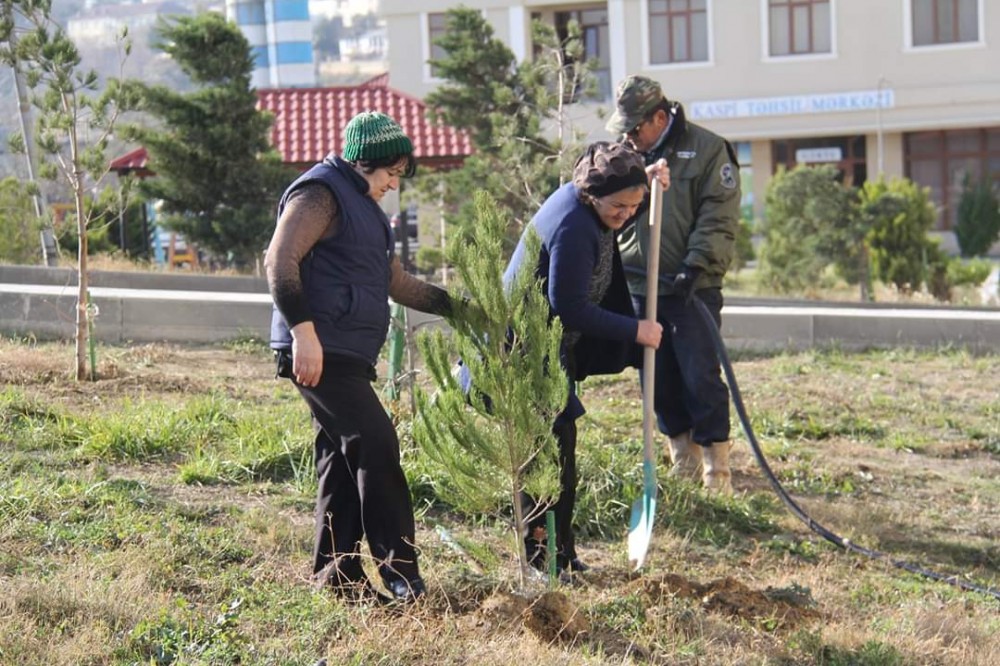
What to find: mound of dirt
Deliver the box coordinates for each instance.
[476,590,589,644]
[524,591,589,643]
[630,573,820,629]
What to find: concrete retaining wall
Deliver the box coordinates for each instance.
[0,265,268,294]
[0,286,272,344]
[1,269,999,352]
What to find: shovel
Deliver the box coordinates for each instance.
[627,177,665,571]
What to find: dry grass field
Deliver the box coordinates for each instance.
[1,337,997,665]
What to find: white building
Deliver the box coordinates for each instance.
[310,0,380,25]
[382,0,1000,231]
[338,26,386,60]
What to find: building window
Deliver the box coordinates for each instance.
[426,13,448,79]
[912,0,979,46]
[554,8,611,99]
[648,0,708,64]
[768,0,831,56]
[772,136,866,187]
[905,127,1000,229]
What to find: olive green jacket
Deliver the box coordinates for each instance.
[617,102,741,296]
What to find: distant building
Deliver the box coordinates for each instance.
[226,0,317,89]
[338,26,385,61]
[309,0,379,25]
[67,1,192,49]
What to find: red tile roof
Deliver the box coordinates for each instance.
[110,77,472,175]
[258,78,473,170]
[108,146,153,177]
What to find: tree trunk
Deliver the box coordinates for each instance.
[75,183,89,381]
[511,473,529,589]
[67,108,89,381]
[859,245,874,302]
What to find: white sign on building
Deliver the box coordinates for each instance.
[795,147,843,163]
[690,89,895,120]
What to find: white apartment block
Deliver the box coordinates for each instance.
[381,0,1000,231]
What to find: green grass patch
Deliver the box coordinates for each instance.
[222,332,271,357]
[752,408,886,442]
[3,343,998,664]
[790,630,907,666]
[654,481,780,547]
[776,462,861,496]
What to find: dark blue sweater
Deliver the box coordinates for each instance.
[504,183,638,346]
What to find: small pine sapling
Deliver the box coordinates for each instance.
[414,191,567,587]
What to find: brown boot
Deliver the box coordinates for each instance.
[703,441,733,495]
[667,430,703,483]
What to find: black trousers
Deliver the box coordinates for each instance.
[292,355,420,588]
[522,417,579,569]
[631,287,730,444]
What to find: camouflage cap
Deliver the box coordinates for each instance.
[606,75,665,134]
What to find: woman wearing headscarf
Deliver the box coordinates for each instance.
[503,141,669,573]
[265,111,470,604]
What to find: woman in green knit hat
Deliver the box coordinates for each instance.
[265,111,465,604]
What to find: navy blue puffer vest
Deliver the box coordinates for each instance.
[269,155,393,365]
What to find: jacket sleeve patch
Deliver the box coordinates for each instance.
[720,163,738,190]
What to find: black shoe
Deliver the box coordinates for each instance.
[567,557,590,573]
[328,580,393,605]
[386,577,426,603]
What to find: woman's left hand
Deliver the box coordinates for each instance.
[646,159,670,190]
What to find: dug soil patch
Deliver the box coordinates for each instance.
[630,573,820,629]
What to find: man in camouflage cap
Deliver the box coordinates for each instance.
[609,75,742,495]
[606,75,667,140]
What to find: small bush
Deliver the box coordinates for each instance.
[759,165,855,293]
[946,257,994,287]
[0,177,43,264]
[732,217,756,273]
[955,175,1000,257]
[862,178,945,294]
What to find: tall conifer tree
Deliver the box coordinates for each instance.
[419,8,597,232]
[125,13,292,268]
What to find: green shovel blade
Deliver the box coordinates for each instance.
[627,457,658,570]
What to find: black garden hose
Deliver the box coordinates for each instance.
[693,297,1000,602]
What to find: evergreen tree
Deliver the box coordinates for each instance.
[862,177,945,294]
[1,0,134,380]
[759,165,855,293]
[418,8,596,235]
[124,13,293,268]
[0,176,41,263]
[955,175,1000,257]
[414,191,566,587]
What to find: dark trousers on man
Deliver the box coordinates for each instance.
[293,355,420,589]
[632,287,730,444]
[522,417,579,570]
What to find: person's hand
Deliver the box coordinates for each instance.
[671,265,701,305]
[450,296,489,329]
[636,319,663,349]
[290,321,323,387]
[646,159,670,191]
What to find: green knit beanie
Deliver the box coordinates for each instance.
[342,111,414,162]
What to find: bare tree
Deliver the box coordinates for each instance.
[1,0,133,379]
